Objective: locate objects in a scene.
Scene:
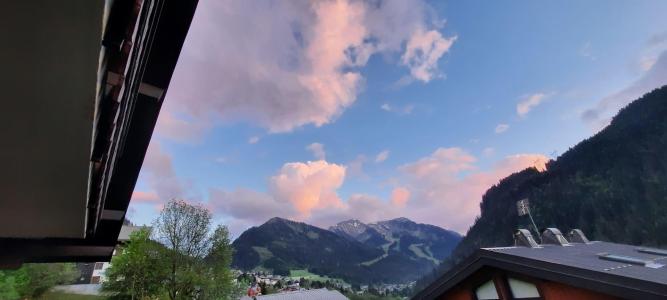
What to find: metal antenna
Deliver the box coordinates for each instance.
[517,198,542,243]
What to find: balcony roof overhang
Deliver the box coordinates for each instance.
[0,0,198,267]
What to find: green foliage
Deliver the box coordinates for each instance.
[415,86,667,293]
[0,269,24,300]
[101,200,238,300]
[102,228,166,300]
[153,199,237,300]
[0,263,77,300]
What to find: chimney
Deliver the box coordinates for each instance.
[567,229,590,243]
[514,229,540,248]
[541,228,570,246]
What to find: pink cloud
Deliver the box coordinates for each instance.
[205,146,548,235]
[154,0,454,140]
[137,141,187,204]
[131,191,160,204]
[390,187,410,207]
[399,147,476,178]
[398,148,549,232]
[270,160,346,218]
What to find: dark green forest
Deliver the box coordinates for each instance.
[415,85,667,292]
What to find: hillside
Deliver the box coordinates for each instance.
[330,218,462,263]
[232,217,460,284]
[415,85,667,290]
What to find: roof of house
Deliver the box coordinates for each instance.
[413,241,667,300]
[117,226,144,242]
[241,289,348,300]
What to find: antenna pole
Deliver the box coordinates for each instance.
[527,210,542,243]
[517,198,542,243]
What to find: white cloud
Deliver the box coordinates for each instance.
[306,143,326,160]
[380,103,415,115]
[346,154,368,179]
[495,123,510,134]
[517,93,547,117]
[375,150,390,163]
[402,29,457,82]
[582,50,667,130]
[248,136,260,144]
[579,42,596,60]
[482,147,495,157]
[157,0,454,138]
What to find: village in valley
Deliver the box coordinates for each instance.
[235,270,415,298]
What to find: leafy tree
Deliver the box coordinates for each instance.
[0,269,26,300]
[154,199,236,300]
[0,263,77,299]
[19,263,78,298]
[102,228,166,299]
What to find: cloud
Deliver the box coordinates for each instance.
[248,136,260,144]
[399,147,476,178]
[131,191,160,204]
[209,188,294,225]
[579,42,596,60]
[398,148,549,232]
[495,123,510,134]
[154,112,206,142]
[380,103,415,115]
[516,93,547,117]
[390,187,410,207]
[375,150,390,163]
[209,148,549,235]
[270,160,346,218]
[647,31,667,47]
[157,0,454,138]
[139,141,184,202]
[402,29,457,82]
[482,147,495,157]
[306,143,326,160]
[346,154,368,179]
[582,50,667,130]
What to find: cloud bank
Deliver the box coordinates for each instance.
[205,147,548,235]
[158,0,455,139]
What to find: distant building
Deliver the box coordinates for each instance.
[241,288,348,300]
[75,226,142,284]
[413,228,667,300]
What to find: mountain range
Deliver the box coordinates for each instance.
[415,86,667,291]
[232,217,461,284]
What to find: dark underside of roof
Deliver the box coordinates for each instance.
[413,242,667,300]
[0,0,198,267]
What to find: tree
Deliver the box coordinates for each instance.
[102,228,166,300]
[0,269,26,300]
[18,263,78,298]
[0,263,77,300]
[154,199,236,300]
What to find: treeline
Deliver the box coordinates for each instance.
[416,85,667,291]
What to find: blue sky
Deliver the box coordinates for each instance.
[129,0,667,237]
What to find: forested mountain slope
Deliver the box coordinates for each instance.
[416,86,667,290]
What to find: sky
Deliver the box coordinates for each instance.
[128,0,667,238]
